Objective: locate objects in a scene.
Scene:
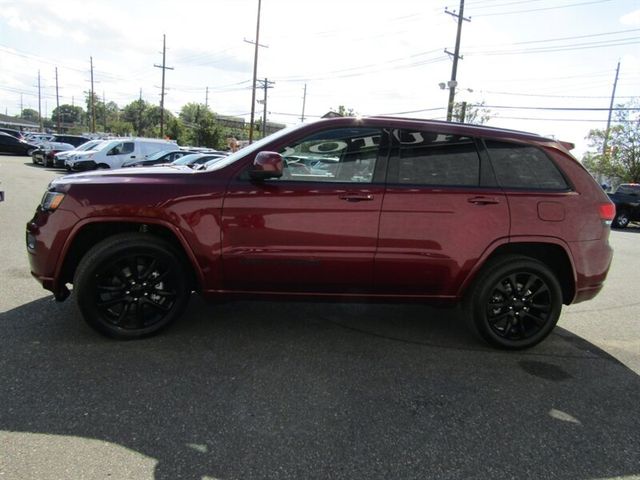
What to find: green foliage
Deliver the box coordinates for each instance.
[582,100,640,183]
[51,104,85,126]
[453,101,491,125]
[21,108,40,123]
[330,105,357,117]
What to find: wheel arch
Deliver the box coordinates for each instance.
[461,240,576,305]
[57,219,203,293]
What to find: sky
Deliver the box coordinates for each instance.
[0,0,638,157]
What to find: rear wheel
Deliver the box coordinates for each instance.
[612,211,630,229]
[74,233,190,339]
[467,255,562,349]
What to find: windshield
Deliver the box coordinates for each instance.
[203,124,301,171]
[76,140,102,151]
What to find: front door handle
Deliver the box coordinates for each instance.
[468,196,500,205]
[339,193,374,202]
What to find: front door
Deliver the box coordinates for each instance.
[221,127,387,294]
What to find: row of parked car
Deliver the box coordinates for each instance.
[0,126,229,171]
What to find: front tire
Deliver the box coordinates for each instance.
[467,255,562,349]
[74,233,190,339]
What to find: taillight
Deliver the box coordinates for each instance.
[599,203,616,225]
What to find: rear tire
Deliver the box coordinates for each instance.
[612,211,630,229]
[74,233,190,339]
[466,255,562,349]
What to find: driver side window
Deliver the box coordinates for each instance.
[274,127,382,183]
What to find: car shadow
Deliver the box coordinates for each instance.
[1,296,638,479]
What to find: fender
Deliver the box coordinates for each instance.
[52,216,206,296]
[456,235,577,300]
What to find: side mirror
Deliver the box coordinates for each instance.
[249,151,283,180]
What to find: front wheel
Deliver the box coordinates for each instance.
[467,255,563,349]
[74,233,191,339]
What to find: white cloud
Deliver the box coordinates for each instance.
[620,8,640,25]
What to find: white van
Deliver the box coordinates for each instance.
[67,138,177,171]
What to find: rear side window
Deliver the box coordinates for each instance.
[392,130,480,186]
[486,140,569,190]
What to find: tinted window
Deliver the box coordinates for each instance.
[616,184,640,195]
[392,130,480,186]
[486,141,569,190]
[276,127,382,183]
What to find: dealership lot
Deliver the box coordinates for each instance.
[1,154,639,479]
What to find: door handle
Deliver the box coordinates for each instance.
[339,193,374,202]
[468,196,500,205]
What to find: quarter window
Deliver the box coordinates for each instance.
[486,140,569,190]
[392,130,480,186]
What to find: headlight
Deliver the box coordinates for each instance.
[40,191,66,211]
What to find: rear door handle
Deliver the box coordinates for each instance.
[468,196,500,205]
[339,193,374,202]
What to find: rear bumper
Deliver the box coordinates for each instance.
[568,237,613,304]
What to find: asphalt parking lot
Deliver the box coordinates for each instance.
[1,154,639,480]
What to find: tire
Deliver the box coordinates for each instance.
[74,233,190,339]
[466,255,562,349]
[612,211,630,229]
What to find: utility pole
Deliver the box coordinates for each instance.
[602,61,621,156]
[445,0,470,122]
[205,86,209,109]
[248,0,263,143]
[459,101,467,123]
[90,56,96,133]
[154,34,174,138]
[55,67,61,132]
[37,70,42,131]
[103,91,107,132]
[257,78,275,137]
[138,88,143,136]
[300,83,307,122]
[20,94,23,117]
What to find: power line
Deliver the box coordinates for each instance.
[473,0,613,17]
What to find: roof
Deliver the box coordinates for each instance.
[0,113,39,128]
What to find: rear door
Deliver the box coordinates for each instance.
[374,128,509,297]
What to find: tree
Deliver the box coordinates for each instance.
[329,105,357,117]
[453,101,491,125]
[21,108,40,123]
[582,100,640,183]
[51,104,85,129]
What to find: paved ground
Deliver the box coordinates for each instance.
[1,154,639,480]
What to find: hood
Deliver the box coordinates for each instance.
[50,165,196,190]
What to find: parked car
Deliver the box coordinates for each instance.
[196,154,233,170]
[0,131,38,156]
[67,138,177,171]
[26,117,615,349]
[170,152,227,168]
[607,183,640,228]
[122,149,189,168]
[31,142,76,167]
[23,133,55,145]
[0,127,24,139]
[54,139,104,168]
[52,134,91,147]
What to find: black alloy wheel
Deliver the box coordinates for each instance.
[468,255,562,349]
[74,233,190,339]
[613,211,630,229]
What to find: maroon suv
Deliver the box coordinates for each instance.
[26,117,615,348]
